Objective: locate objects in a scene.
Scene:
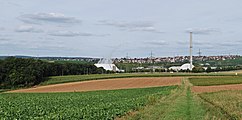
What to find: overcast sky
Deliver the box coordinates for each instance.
[0,0,242,58]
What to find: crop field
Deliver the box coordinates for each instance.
[0,86,177,119]
[189,76,242,86]
[119,79,230,120]
[190,76,242,93]
[189,76,242,119]
[8,77,181,93]
[192,84,242,93]
[2,74,242,119]
[200,90,242,119]
[41,72,235,86]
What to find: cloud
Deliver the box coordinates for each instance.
[38,37,55,41]
[98,20,163,33]
[0,38,12,45]
[129,27,163,33]
[177,40,209,45]
[15,25,43,33]
[48,30,96,37]
[185,28,220,35]
[18,13,81,24]
[0,27,5,31]
[176,40,215,50]
[7,1,21,7]
[0,38,11,41]
[98,20,152,28]
[217,42,241,47]
[145,40,167,46]
[0,34,11,44]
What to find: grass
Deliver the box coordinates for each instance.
[0,89,8,93]
[119,78,237,120]
[189,76,242,86]
[159,86,206,120]
[200,90,242,119]
[41,72,236,86]
[0,86,176,119]
[118,79,225,120]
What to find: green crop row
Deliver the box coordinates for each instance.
[189,76,242,86]
[0,86,177,119]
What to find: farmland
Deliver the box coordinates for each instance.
[41,72,235,86]
[190,75,242,119]
[119,79,230,119]
[0,86,176,119]
[2,73,242,119]
[200,90,242,119]
[190,76,242,93]
[119,79,206,119]
[119,76,242,119]
[189,76,242,86]
[8,77,181,93]
[192,84,242,93]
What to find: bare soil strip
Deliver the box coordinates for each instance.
[192,84,242,93]
[8,77,181,93]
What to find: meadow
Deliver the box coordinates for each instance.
[0,86,176,119]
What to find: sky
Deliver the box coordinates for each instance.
[0,0,242,58]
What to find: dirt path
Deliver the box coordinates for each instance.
[7,77,181,93]
[192,84,242,93]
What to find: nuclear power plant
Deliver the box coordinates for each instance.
[94,58,122,72]
[95,32,195,72]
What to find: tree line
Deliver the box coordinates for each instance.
[0,57,104,89]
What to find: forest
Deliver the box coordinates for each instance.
[0,57,104,89]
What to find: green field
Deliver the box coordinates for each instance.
[0,86,176,119]
[189,76,242,86]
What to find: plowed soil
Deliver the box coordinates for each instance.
[192,84,242,93]
[8,77,181,93]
